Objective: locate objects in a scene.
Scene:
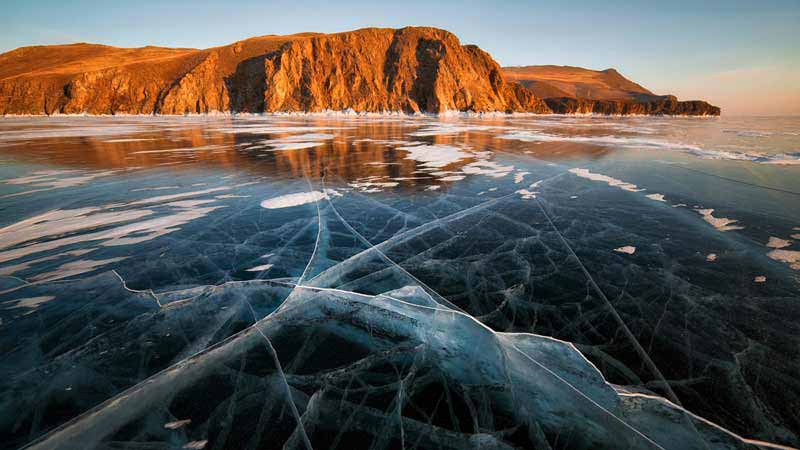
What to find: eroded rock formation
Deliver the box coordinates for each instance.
[0,28,719,116]
[0,27,548,115]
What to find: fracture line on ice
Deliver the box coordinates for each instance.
[671,164,800,197]
[533,197,713,450]
[308,170,569,288]
[22,277,773,450]
[297,172,325,286]
[321,173,467,314]
[283,283,666,450]
[111,270,162,307]
[243,299,314,450]
[534,197,679,402]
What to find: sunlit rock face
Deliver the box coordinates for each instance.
[0,27,550,115]
[0,115,798,449]
[0,28,722,116]
[260,27,550,114]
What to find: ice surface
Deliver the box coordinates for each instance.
[1,115,799,450]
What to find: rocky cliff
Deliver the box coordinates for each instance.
[502,65,720,116]
[0,27,548,115]
[0,28,718,116]
[545,96,721,116]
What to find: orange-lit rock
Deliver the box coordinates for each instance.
[0,27,548,115]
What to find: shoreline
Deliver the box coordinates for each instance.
[0,110,724,119]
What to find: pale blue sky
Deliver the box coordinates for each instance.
[2,0,798,114]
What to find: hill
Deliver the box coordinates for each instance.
[0,29,718,115]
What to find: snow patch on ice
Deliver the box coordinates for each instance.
[260,189,340,209]
[5,296,56,312]
[766,237,792,249]
[766,249,800,270]
[568,168,643,192]
[513,171,530,184]
[245,264,274,272]
[516,189,538,199]
[696,209,744,232]
[461,160,514,178]
[398,144,472,168]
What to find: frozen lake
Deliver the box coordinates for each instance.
[0,114,798,450]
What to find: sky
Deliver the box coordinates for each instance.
[1,0,798,115]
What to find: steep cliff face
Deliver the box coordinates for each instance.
[0,27,548,115]
[545,96,721,116]
[260,27,549,113]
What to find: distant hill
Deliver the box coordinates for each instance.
[501,65,661,101]
[0,28,718,115]
[501,65,719,115]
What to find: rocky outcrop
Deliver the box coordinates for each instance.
[0,28,718,116]
[0,27,549,115]
[545,96,721,116]
[259,27,549,113]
